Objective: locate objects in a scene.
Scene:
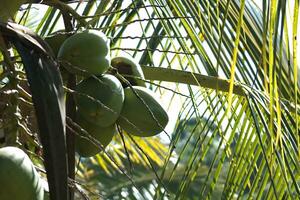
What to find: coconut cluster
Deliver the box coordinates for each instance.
[47,29,169,157]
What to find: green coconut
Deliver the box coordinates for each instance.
[0,146,44,200]
[74,74,124,127]
[111,56,146,87]
[58,30,110,75]
[117,86,168,137]
[75,113,116,157]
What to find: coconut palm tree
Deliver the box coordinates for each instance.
[0,0,299,199]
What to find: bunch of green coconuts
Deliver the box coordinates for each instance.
[46,29,169,157]
[0,29,169,200]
